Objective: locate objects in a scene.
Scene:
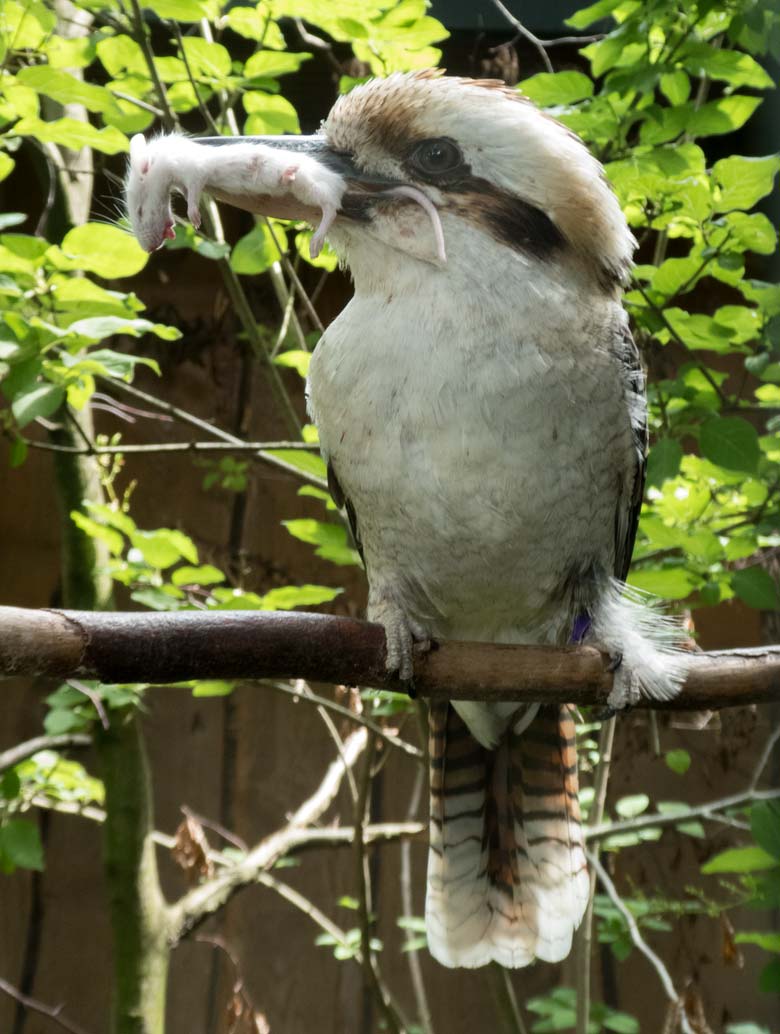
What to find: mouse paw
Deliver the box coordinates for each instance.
[186,180,205,230]
[279,163,299,186]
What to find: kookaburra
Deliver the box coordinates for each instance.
[127,70,687,969]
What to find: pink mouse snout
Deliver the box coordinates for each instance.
[144,219,175,252]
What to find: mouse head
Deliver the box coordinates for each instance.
[126,134,177,252]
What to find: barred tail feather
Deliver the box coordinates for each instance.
[426,703,590,969]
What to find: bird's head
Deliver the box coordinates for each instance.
[199,71,634,293]
[321,71,634,290]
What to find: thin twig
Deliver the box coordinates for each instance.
[490,0,553,72]
[0,976,93,1034]
[94,378,326,488]
[750,724,780,791]
[19,437,319,456]
[180,805,248,853]
[171,19,220,135]
[588,852,694,1034]
[264,680,424,762]
[0,734,92,774]
[576,717,616,1034]
[490,965,530,1034]
[587,786,780,843]
[400,764,434,1034]
[127,0,175,130]
[67,679,109,731]
[256,871,357,955]
[295,678,359,804]
[354,735,408,1034]
[28,793,424,854]
[110,90,164,116]
[266,219,325,335]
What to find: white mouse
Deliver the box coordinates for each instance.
[125,133,346,257]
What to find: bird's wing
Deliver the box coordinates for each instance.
[327,459,365,565]
[612,322,647,582]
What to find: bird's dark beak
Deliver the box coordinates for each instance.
[197,134,399,223]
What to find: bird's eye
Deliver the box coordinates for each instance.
[409,138,464,178]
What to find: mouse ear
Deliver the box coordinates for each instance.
[130,134,150,175]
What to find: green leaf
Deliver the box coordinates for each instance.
[61,224,147,278]
[259,584,342,609]
[731,568,780,611]
[143,0,208,20]
[734,931,780,952]
[628,567,694,600]
[179,38,231,79]
[665,749,691,775]
[170,564,224,587]
[230,223,281,275]
[681,43,774,89]
[603,1013,639,1034]
[646,439,682,487]
[651,255,701,297]
[0,1,56,50]
[70,512,124,556]
[17,66,121,115]
[1,770,20,799]
[130,528,198,568]
[725,212,777,255]
[687,96,762,137]
[0,156,16,184]
[243,92,300,135]
[11,383,65,427]
[13,116,128,155]
[244,50,310,79]
[274,350,311,377]
[192,680,235,697]
[751,801,780,859]
[659,70,690,106]
[0,819,44,872]
[224,6,284,44]
[565,0,623,29]
[615,793,650,819]
[759,958,780,993]
[713,155,780,212]
[702,845,779,874]
[96,35,147,76]
[519,71,593,106]
[9,438,27,467]
[699,417,760,473]
[68,317,179,343]
[282,519,360,566]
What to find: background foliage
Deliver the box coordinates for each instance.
[0,0,779,1032]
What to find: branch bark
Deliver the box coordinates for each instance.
[2,607,779,709]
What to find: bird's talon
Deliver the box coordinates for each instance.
[400,677,417,700]
[606,650,623,674]
[595,704,620,721]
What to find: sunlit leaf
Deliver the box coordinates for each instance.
[61,224,147,278]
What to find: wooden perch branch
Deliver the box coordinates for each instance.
[1,606,778,710]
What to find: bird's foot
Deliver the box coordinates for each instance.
[604,650,642,713]
[368,589,430,697]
